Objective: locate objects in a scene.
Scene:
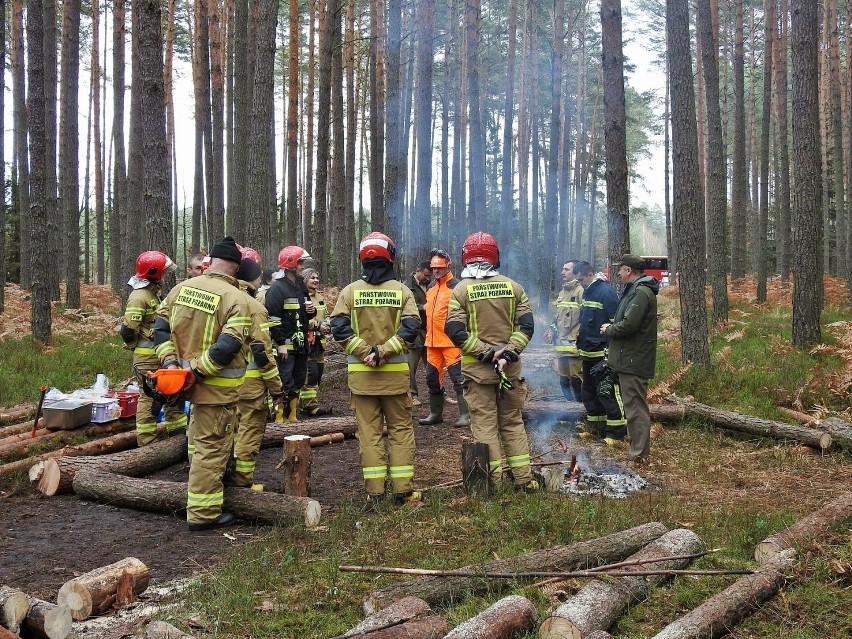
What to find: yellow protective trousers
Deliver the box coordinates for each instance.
[351,393,416,496]
[463,378,532,485]
[186,403,236,526]
[234,394,269,486]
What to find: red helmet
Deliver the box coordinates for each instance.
[135,251,174,281]
[359,232,396,263]
[462,232,500,267]
[241,246,262,266]
[278,245,310,270]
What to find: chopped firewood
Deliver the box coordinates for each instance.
[442,595,536,639]
[57,557,150,621]
[337,596,433,638]
[755,492,852,563]
[0,586,30,634]
[21,599,72,639]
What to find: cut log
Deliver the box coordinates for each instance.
[145,621,195,639]
[72,469,322,528]
[0,427,49,448]
[0,421,36,440]
[21,600,72,639]
[0,419,135,461]
[0,586,29,633]
[523,401,686,425]
[651,549,795,639]
[539,529,704,639]
[38,435,187,496]
[342,596,433,637]
[776,406,818,425]
[309,432,346,447]
[282,435,312,497]
[363,522,668,614]
[754,492,852,563]
[57,557,149,621]
[342,616,450,639]
[261,417,357,447]
[442,595,537,639]
[461,442,492,496]
[0,406,36,426]
[679,400,832,450]
[818,417,852,451]
[28,462,45,483]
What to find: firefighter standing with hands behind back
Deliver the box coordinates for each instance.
[119,251,188,446]
[330,232,422,506]
[445,232,538,491]
[546,260,584,402]
[153,236,251,531]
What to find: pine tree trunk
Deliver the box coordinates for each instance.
[230,0,252,234]
[191,3,207,250]
[43,0,59,301]
[384,0,403,242]
[668,0,709,365]
[543,0,564,308]
[774,0,791,282]
[303,0,316,247]
[369,0,386,229]
[330,0,345,280]
[113,0,128,290]
[790,0,823,346]
[499,0,517,251]
[60,0,81,308]
[91,0,105,286]
[286,0,300,246]
[827,0,847,291]
[11,0,30,291]
[0,0,5,313]
[194,0,215,247]
[466,0,485,225]
[208,0,226,246]
[413,0,435,256]
[343,0,357,282]
[731,0,747,279]
[314,0,333,266]
[127,1,145,266]
[756,0,774,302]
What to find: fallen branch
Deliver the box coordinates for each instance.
[754,492,852,563]
[341,566,749,579]
[651,549,795,639]
[362,523,669,614]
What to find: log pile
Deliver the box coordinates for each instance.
[73,469,322,528]
[0,419,135,461]
[362,522,668,614]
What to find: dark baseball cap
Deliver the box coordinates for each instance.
[614,254,645,270]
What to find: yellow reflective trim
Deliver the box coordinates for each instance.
[511,331,530,347]
[187,490,224,506]
[554,345,579,354]
[299,389,318,399]
[225,317,252,328]
[261,369,279,380]
[362,466,387,479]
[489,459,502,469]
[282,303,301,310]
[155,341,174,358]
[235,460,256,472]
[244,369,262,378]
[449,298,461,309]
[507,454,530,467]
[201,375,246,387]
[461,355,479,364]
[389,465,414,478]
[136,423,157,434]
[134,347,156,355]
[348,363,409,372]
[587,414,607,422]
[582,300,604,310]
[578,349,606,358]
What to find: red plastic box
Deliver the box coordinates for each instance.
[108,391,140,418]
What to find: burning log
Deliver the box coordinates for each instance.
[442,595,536,639]
[650,549,795,639]
[538,529,704,639]
[145,621,195,639]
[56,557,150,621]
[281,435,312,497]
[362,522,668,614]
[754,492,852,563]
[72,469,322,528]
[21,600,72,639]
[0,419,134,461]
[0,587,29,634]
[678,400,832,450]
[461,442,492,496]
[330,596,449,639]
[261,417,357,447]
[37,435,187,496]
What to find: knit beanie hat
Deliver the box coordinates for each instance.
[210,236,242,264]
[236,258,262,283]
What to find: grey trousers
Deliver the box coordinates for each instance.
[407,346,427,395]
[618,372,651,462]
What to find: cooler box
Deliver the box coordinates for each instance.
[90,398,122,423]
[43,400,93,430]
[108,391,140,418]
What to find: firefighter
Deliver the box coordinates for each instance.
[298,267,333,417]
[404,261,432,404]
[419,249,469,427]
[445,232,538,491]
[153,236,251,531]
[256,268,275,305]
[329,232,421,505]
[573,260,626,440]
[187,253,205,279]
[265,246,316,423]
[232,248,284,490]
[119,251,188,446]
[546,260,584,402]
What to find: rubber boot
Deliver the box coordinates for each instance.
[454,395,470,428]
[286,396,299,423]
[418,393,444,425]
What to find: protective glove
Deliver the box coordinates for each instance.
[494,362,514,399]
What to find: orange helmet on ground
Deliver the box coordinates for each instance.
[462,232,500,267]
[359,232,396,263]
[135,251,175,281]
[241,246,263,266]
[429,249,451,269]
[278,246,310,270]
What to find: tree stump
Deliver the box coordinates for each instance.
[442,595,537,639]
[282,435,312,497]
[462,442,492,496]
[21,600,72,639]
[57,557,150,621]
[73,469,322,528]
[0,586,29,634]
[754,492,852,563]
[650,549,795,639]
[363,522,668,614]
[539,529,704,639]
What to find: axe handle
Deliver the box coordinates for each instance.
[31,385,49,438]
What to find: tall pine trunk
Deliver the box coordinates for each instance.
[413,0,435,256]
[500,0,517,250]
[60,0,81,307]
[368,0,386,229]
[466,0,485,225]
[12,0,31,290]
[756,0,774,302]
[731,0,747,278]
[286,0,300,245]
[774,0,791,282]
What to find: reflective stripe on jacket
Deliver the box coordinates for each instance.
[576,278,618,360]
[122,285,161,357]
[553,280,583,355]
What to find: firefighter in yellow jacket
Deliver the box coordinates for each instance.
[445,232,538,491]
[232,248,284,491]
[153,236,251,531]
[330,232,422,504]
[119,251,187,446]
[546,259,584,402]
[298,267,333,416]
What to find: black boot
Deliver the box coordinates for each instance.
[418,393,444,425]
